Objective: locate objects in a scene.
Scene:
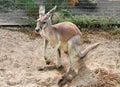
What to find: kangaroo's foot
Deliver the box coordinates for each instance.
[38,65,57,71]
[38,65,65,72]
[58,69,77,87]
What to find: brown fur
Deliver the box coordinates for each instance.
[35,5,100,87]
[41,22,82,45]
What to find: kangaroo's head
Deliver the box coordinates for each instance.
[35,5,57,33]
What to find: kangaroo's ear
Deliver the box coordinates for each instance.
[46,5,57,16]
[39,5,45,17]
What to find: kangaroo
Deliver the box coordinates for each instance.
[35,5,99,69]
[35,5,100,86]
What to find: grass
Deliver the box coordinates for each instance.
[94,68,120,87]
[109,28,120,35]
[0,0,38,27]
[0,0,15,11]
[0,0,119,36]
[15,0,38,17]
[53,9,119,30]
[0,0,38,17]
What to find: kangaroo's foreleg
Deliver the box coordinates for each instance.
[56,49,62,69]
[43,39,49,64]
[54,41,62,68]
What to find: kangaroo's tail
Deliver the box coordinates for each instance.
[77,42,100,58]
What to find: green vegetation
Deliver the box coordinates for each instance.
[0,0,38,16]
[0,0,38,27]
[0,0,119,34]
[0,0,15,11]
[14,0,38,17]
[43,0,69,12]
[109,28,120,35]
[54,9,119,30]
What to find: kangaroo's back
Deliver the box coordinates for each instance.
[51,22,82,42]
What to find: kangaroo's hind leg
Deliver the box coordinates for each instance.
[58,35,80,87]
[68,35,83,71]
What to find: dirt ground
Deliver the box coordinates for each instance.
[0,28,120,87]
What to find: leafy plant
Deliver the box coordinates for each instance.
[109,28,120,35]
[54,10,119,30]
[0,0,38,17]
[43,0,70,12]
[26,17,36,28]
[14,0,39,17]
[0,0,15,11]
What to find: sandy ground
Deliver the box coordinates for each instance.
[0,28,120,87]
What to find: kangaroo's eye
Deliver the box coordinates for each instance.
[43,21,46,24]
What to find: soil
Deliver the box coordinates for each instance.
[0,28,120,87]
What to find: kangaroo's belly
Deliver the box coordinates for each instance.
[49,40,68,52]
[59,42,68,52]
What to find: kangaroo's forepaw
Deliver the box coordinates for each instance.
[38,66,45,71]
[44,57,52,65]
[56,65,64,71]
[44,56,48,60]
[46,60,51,65]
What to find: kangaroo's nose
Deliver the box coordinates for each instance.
[35,29,40,32]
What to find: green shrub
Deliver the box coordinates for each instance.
[26,17,36,28]
[54,10,119,30]
[109,28,120,35]
[0,0,38,17]
[15,0,38,17]
[0,0,15,11]
[43,0,69,12]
